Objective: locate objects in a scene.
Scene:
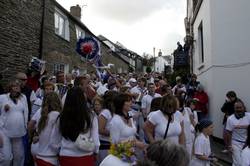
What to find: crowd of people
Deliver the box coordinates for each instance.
[0,67,249,166]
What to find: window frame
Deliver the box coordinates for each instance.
[54,8,70,41]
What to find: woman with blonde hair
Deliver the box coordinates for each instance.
[31,92,62,166]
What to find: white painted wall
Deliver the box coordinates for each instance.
[192,0,250,138]
[155,56,170,73]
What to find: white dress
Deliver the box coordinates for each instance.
[190,133,211,166]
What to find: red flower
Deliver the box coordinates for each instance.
[81,43,93,55]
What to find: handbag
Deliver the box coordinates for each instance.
[75,130,95,152]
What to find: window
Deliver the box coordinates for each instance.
[53,63,69,75]
[54,8,70,41]
[198,21,204,63]
[75,26,85,40]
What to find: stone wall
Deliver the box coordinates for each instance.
[0,0,42,80]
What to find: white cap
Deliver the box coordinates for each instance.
[129,78,137,83]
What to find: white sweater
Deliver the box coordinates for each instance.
[0,93,28,138]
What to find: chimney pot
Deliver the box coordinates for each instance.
[70,5,81,20]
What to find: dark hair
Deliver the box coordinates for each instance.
[113,93,132,116]
[160,94,178,115]
[245,125,250,148]
[145,140,189,166]
[195,119,213,133]
[161,84,172,95]
[150,97,162,112]
[74,76,87,87]
[59,87,92,141]
[147,82,155,87]
[226,91,237,98]
[103,90,119,115]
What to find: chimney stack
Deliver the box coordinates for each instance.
[70,4,81,20]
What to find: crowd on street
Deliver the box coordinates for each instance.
[0,66,249,166]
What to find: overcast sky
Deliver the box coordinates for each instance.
[56,0,186,56]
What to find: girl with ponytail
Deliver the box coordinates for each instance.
[31,92,62,166]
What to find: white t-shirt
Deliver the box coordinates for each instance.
[226,112,250,146]
[32,111,60,165]
[99,109,112,142]
[148,110,182,144]
[141,93,161,115]
[110,115,136,143]
[241,146,250,166]
[191,133,211,166]
[0,94,28,138]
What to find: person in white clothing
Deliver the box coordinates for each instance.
[0,80,28,166]
[241,125,250,166]
[177,97,195,159]
[101,93,146,166]
[31,92,62,166]
[190,119,217,166]
[144,94,185,145]
[58,87,100,166]
[226,100,250,166]
[97,91,118,164]
[141,83,161,118]
[31,82,55,120]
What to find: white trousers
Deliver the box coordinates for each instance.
[232,143,243,166]
[10,137,24,166]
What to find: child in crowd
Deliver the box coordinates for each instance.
[191,119,217,166]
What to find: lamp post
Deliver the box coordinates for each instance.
[153,47,155,72]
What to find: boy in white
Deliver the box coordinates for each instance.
[226,100,250,166]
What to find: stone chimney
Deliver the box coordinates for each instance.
[70,5,81,20]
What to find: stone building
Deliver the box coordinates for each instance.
[0,0,43,79]
[0,0,130,82]
[42,0,130,75]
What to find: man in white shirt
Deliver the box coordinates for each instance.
[226,100,250,166]
[141,83,161,119]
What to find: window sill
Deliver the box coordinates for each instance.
[55,33,70,43]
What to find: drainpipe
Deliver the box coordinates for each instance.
[39,0,46,59]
